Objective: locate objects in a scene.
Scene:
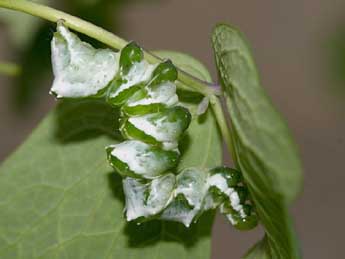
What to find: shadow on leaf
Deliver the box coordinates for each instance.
[53,99,122,143]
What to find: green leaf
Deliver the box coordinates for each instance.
[212,24,303,258]
[0,51,221,259]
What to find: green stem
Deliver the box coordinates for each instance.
[0,0,127,49]
[0,0,234,160]
[209,95,237,165]
[0,0,214,97]
[0,61,21,77]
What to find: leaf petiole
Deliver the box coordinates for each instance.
[209,95,237,165]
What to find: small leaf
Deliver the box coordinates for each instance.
[0,51,221,258]
[212,24,303,258]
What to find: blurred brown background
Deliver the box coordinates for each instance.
[1,0,344,258]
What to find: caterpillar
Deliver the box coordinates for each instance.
[50,23,258,229]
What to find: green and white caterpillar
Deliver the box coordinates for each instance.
[50,23,258,229]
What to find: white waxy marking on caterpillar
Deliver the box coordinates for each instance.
[123,174,175,220]
[128,114,182,150]
[126,82,178,107]
[161,168,209,227]
[208,173,230,193]
[51,23,119,98]
[109,61,156,98]
[110,140,174,178]
[207,173,246,219]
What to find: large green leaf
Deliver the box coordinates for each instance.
[0,51,221,259]
[212,24,302,258]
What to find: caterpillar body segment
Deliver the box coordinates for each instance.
[106,141,179,179]
[50,23,119,98]
[120,106,191,150]
[123,174,176,221]
[50,23,257,230]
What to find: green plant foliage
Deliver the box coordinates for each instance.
[0,51,222,259]
[212,24,303,258]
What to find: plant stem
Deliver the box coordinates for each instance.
[0,61,21,77]
[209,95,237,164]
[0,0,127,49]
[0,0,235,160]
[0,0,215,97]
